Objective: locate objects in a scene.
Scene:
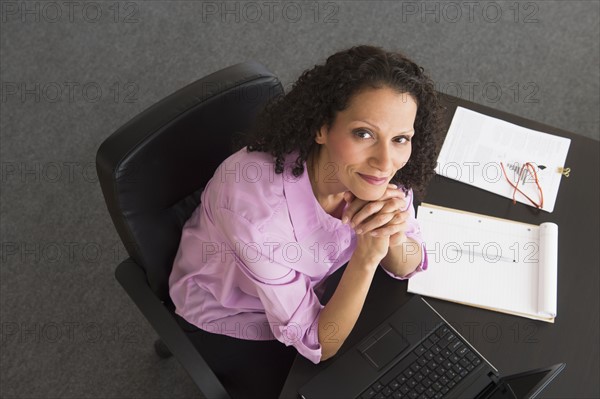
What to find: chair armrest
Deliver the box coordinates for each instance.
[115,258,230,399]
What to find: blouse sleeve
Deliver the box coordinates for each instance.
[216,207,324,364]
[380,188,429,280]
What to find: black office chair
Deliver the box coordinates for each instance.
[96,61,284,399]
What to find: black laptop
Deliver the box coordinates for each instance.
[299,296,565,399]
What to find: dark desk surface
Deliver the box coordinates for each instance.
[280,94,600,398]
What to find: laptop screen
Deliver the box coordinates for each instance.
[504,370,552,398]
[487,364,565,399]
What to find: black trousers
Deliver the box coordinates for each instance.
[176,314,298,399]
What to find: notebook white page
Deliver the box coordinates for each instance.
[408,204,558,322]
[436,107,571,213]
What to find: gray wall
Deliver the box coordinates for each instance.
[1,1,598,398]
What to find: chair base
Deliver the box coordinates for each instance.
[154,338,173,358]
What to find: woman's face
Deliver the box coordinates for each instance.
[315,86,417,201]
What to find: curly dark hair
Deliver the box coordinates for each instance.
[242,45,443,199]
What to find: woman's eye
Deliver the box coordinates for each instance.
[395,136,411,144]
[354,130,373,139]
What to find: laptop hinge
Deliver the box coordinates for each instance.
[488,372,500,385]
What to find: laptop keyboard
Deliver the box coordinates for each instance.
[358,324,483,399]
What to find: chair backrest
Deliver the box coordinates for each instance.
[96,61,283,302]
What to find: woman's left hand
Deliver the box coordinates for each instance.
[342,184,410,247]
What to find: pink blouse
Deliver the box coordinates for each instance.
[168,148,428,364]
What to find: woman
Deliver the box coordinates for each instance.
[168,45,442,398]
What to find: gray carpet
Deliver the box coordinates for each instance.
[1,1,598,398]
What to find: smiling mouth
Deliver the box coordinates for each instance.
[358,173,388,185]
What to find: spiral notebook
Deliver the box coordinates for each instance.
[408,203,558,323]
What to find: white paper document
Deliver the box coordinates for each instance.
[408,204,558,323]
[437,107,571,213]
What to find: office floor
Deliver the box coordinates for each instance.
[1,1,598,398]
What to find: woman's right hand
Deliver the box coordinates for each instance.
[354,228,390,267]
[344,190,396,266]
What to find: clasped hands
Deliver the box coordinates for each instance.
[341,183,411,250]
